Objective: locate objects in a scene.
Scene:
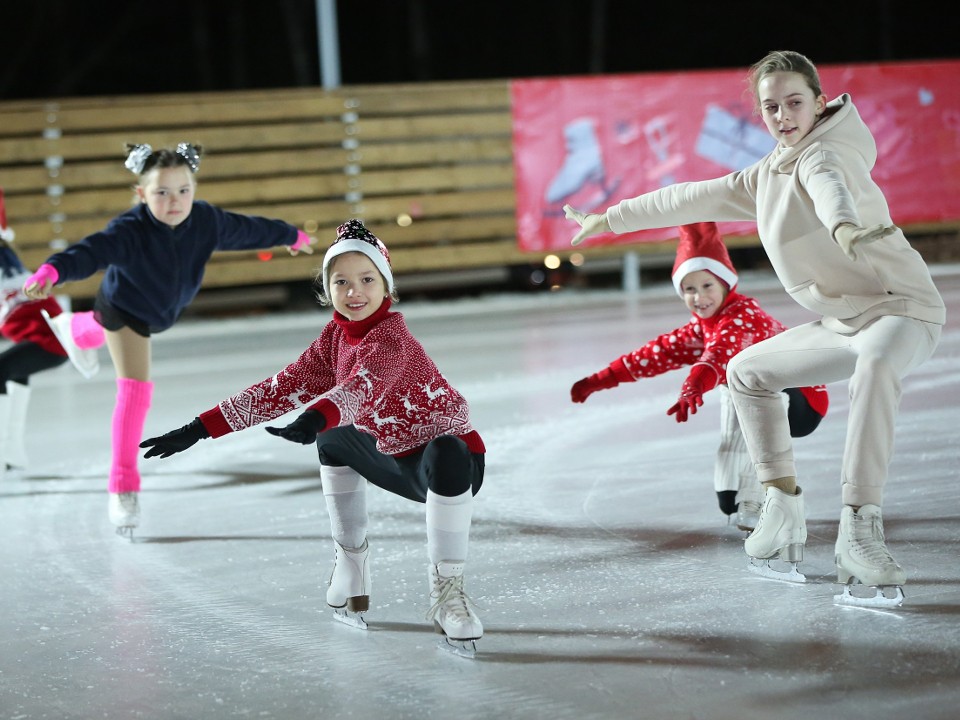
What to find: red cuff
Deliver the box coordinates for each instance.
[609,358,635,383]
[307,398,341,429]
[683,363,721,395]
[199,407,233,438]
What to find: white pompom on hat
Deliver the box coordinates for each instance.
[0,188,15,242]
[671,222,737,296]
[322,219,393,296]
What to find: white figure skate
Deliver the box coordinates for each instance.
[0,393,10,482]
[427,560,483,658]
[545,118,617,210]
[744,486,807,583]
[834,505,905,609]
[41,309,99,379]
[109,492,139,540]
[4,382,30,470]
[327,540,370,629]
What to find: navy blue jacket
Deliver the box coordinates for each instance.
[47,201,297,331]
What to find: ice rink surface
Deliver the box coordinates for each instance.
[3,266,959,720]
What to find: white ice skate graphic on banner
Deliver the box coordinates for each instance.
[695,104,776,171]
[544,118,620,213]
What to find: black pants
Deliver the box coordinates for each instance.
[0,341,68,388]
[316,425,485,503]
[784,387,824,438]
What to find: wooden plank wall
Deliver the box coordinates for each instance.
[0,80,677,302]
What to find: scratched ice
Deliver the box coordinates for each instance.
[2,266,958,720]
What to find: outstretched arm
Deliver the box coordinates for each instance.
[286,229,315,256]
[140,418,210,459]
[265,408,327,443]
[564,204,611,246]
[666,364,720,423]
[22,264,59,300]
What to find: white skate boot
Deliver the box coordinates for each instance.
[427,560,483,658]
[0,393,10,482]
[327,540,370,629]
[41,309,100,379]
[109,492,139,539]
[834,505,905,608]
[545,118,608,205]
[5,382,30,470]
[744,486,807,583]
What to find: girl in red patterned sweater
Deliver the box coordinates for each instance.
[570,223,828,530]
[140,220,485,654]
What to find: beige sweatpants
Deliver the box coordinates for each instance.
[727,315,940,507]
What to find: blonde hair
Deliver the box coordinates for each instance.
[747,51,822,110]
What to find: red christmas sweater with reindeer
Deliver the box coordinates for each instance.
[199,299,485,456]
[607,290,827,409]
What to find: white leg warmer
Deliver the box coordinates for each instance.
[426,489,473,565]
[320,464,368,549]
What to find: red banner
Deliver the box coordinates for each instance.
[511,60,960,252]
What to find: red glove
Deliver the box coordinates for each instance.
[667,364,718,423]
[571,361,633,403]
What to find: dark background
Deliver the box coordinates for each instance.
[1,0,955,101]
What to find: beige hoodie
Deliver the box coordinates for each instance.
[606,94,945,333]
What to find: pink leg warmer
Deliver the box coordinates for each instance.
[109,378,154,494]
[71,311,105,350]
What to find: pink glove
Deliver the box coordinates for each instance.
[23,263,59,299]
[288,229,314,255]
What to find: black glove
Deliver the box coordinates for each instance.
[140,418,210,459]
[265,409,326,444]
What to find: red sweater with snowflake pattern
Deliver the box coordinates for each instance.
[610,291,788,394]
[199,300,484,457]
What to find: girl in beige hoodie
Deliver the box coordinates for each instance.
[565,50,944,607]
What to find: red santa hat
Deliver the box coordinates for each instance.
[0,188,14,242]
[671,222,736,296]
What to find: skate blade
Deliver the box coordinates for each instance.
[748,557,806,584]
[437,637,477,659]
[115,526,135,541]
[834,584,904,609]
[332,608,368,630]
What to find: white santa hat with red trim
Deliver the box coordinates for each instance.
[671,222,737,296]
[0,188,15,242]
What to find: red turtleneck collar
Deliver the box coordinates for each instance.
[699,289,741,329]
[332,297,393,341]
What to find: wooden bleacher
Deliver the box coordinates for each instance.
[0,80,689,305]
[3,80,954,307]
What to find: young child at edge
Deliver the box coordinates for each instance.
[21,143,314,537]
[0,190,106,480]
[139,219,486,652]
[564,50,944,602]
[570,222,828,532]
